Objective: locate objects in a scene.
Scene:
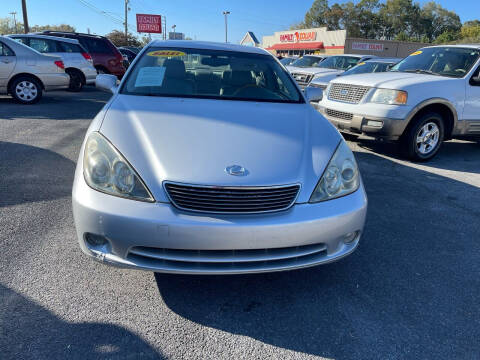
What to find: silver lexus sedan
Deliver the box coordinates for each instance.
[72,41,367,274]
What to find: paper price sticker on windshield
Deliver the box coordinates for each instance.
[410,51,423,56]
[135,67,166,87]
[147,50,186,57]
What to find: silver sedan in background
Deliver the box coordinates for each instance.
[0,35,69,104]
[72,41,367,274]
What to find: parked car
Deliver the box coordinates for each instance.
[308,57,402,90]
[290,55,377,89]
[121,46,142,54]
[118,47,137,68]
[0,36,69,104]
[8,34,97,91]
[286,55,327,88]
[40,31,126,78]
[72,41,367,274]
[279,57,296,66]
[318,45,480,161]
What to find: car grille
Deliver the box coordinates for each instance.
[328,84,370,104]
[164,182,300,214]
[325,108,354,121]
[291,73,314,87]
[127,243,327,273]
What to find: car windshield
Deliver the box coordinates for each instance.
[280,57,295,66]
[343,61,393,76]
[121,47,303,103]
[391,47,480,78]
[317,56,362,70]
[290,56,323,68]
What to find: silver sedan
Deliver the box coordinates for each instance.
[72,41,367,274]
[0,36,69,104]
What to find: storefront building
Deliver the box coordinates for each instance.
[262,27,346,56]
[261,28,428,58]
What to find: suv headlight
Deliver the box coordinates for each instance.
[83,132,154,202]
[310,141,360,203]
[370,88,407,105]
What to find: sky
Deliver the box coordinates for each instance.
[2,0,480,44]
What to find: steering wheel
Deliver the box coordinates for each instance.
[232,84,260,96]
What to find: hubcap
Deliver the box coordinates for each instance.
[416,122,440,155]
[15,81,38,101]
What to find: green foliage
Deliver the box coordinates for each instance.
[30,24,76,32]
[297,0,473,43]
[106,30,142,47]
[434,30,460,44]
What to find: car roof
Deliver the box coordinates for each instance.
[423,44,480,50]
[363,57,402,63]
[9,33,81,45]
[149,40,271,55]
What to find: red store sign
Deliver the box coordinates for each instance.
[136,14,162,33]
[280,31,317,43]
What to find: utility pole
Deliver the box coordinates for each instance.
[223,11,230,43]
[21,0,29,33]
[172,25,176,40]
[9,12,18,33]
[124,0,129,44]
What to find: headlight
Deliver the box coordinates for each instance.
[370,88,407,105]
[83,132,154,202]
[310,141,360,203]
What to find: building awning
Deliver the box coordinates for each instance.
[266,42,324,51]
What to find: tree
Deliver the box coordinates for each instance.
[420,2,461,42]
[303,0,329,28]
[461,24,480,40]
[434,30,460,44]
[106,30,141,47]
[0,17,24,34]
[30,24,76,32]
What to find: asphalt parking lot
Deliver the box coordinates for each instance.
[0,88,479,360]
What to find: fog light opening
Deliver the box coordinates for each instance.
[366,120,383,128]
[343,231,359,244]
[85,233,108,247]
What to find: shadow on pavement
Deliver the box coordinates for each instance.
[354,136,480,174]
[0,142,76,207]
[155,150,480,359]
[0,87,111,121]
[0,284,163,359]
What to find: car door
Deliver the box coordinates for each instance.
[0,41,16,89]
[463,63,480,134]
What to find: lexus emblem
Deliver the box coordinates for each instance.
[225,165,248,176]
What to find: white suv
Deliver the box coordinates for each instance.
[9,34,97,92]
[318,45,480,161]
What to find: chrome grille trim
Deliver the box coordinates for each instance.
[328,83,370,104]
[325,108,354,121]
[291,73,314,87]
[164,182,301,214]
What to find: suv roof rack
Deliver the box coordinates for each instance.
[41,30,104,38]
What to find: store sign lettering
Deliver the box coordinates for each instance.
[280,31,317,43]
[352,42,384,52]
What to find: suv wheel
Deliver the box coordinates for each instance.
[10,76,43,104]
[67,69,83,92]
[401,112,444,161]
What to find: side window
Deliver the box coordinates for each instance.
[29,38,59,53]
[470,65,480,87]
[82,38,112,54]
[60,42,82,53]
[0,42,15,56]
[12,37,29,46]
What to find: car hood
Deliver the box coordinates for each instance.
[330,71,454,90]
[311,72,342,85]
[288,66,341,75]
[99,95,341,202]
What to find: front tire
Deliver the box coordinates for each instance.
[401,112,444,161]
[10,76,43,104]
[67,69,83,92]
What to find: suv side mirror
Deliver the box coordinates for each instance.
[470,75,480,86]
[304,86,323,103]
[96,74,118,93]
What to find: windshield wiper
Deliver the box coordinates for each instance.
[403,69,439,76]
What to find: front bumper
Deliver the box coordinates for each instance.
[72,177,367,274]
[318,104,410,140]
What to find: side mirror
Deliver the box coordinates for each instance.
[96,74,118,93]
[304,86,323,103]
[470,75,480,86]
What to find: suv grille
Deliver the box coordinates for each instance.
[328,84,370,104]
[325,108,353,121]
[291,73,314,87]
[164,183,300,214]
